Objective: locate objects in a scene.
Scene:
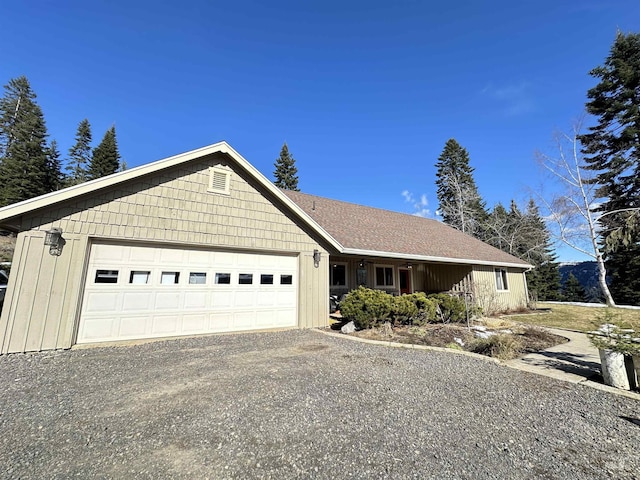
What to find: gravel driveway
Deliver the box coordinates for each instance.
[0,329,638,479]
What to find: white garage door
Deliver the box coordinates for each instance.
[77,243,298,344]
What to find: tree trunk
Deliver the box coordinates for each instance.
[595,252,616,307]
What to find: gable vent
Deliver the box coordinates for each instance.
[208,167,231,195]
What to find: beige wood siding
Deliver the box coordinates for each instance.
[423,264,473,293]
[0,232,87,353]
[0,153,328,353]
[472,266,528,314]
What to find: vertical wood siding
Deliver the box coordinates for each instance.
[1,153,328,353]
[472,266,528,313]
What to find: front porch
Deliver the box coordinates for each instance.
[329,255,473,298]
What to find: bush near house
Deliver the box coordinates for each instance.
[340,287,474,329]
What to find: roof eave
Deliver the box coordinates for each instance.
[340,248,533,269]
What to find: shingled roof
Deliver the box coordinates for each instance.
[282,191,531,269]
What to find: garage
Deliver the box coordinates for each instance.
[77,243,298,344]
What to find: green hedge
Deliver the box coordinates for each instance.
[340,288,475,329]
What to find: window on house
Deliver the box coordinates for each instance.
[95,270,119,284]
[280,274,293,285]
[260,274,274,285]
[239,273,253,284]
[208,167,231,195]
[215,273,231,284]
[375,266,394,287]
[129,271,150,284]
[495,268,508,291]
[189,272,207,284]
[331,264,347,286]
[161,271,180,284]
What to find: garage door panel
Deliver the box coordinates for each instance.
[122,292,154,311]
[155,292,182,309]
[234,291,255,307]
[151,315,180,334]
[184,291,208,309]
[212,290,234,308]
[84,292,121,313]
[128,246,156,263]
[233,311,255,329]
[119,316,148,336]
[79,318,116,341]
[257,291,275,307]
[78,243,299,344]
[182,314,207,332]
[210,312,232,330]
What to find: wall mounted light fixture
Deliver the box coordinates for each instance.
[44,227,64,256]
[313,249,321,268]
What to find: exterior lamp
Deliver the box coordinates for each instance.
[44,227,64,256]
[313,249,321,268]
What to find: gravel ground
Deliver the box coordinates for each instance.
[0,329,638,479]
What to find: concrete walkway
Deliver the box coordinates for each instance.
[505,327,640,399]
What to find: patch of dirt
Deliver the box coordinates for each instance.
[349,322,567,360]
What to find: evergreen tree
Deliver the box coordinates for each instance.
[66,119,92,186]
[45,140,63,193]
[563,273,587,302]
[606,245,640,305]
[435,139,487,238]
[485,199,561,301]
[521,200,561,301]
[273,142,299,190]
[0,76,53,206]
[88,125,120,180]
[579,31,640,305]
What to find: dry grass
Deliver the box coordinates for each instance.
[0,232,16,264]
[510,302,640,333]
[470,334,524,360]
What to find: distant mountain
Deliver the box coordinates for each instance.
[558,261,604,303]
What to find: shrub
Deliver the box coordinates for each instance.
[339,287,393,329]
[403,293,438,326]
[391,295,419,325]
[427,293,468,323]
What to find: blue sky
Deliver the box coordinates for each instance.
[3,1,639,261]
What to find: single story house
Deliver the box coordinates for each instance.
[0,142,531,354]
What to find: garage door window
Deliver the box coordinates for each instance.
[161,272,180,284]
[280,274,293,285]
[129,271,150,284]
[215,273,231,284]
[260,274,274,285]
[239,273,253,284]
[95,270,119,283]
[189,272,207,284]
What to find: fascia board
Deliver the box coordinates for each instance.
[341,248,533,270]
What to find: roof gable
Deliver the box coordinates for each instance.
[282,190,531,269]
[0,142,341,251]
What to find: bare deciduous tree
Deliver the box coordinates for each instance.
[536,120,639,307]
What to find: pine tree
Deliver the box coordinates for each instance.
[273,142,299,191]
[66,119,92,186]
[563,273,587,302]
[88,125,120,180]
[0,77,53,206]
[435,139,487,238]
[579,32,640,305]
[45,140,63,193]
[521,200,561,301]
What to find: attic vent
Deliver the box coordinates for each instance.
[208,167,231,195]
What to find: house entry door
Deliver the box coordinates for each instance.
[399,268,412,295]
